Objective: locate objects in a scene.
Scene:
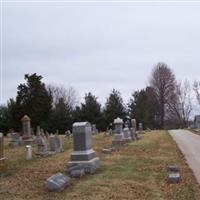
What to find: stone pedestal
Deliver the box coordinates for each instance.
[67,122,100,174]
[21,115,33,144]
[25,145,32,160]
[112,118,125,146]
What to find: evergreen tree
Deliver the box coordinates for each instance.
[80,92,104,131]
[13,73,52,129]
[49,97,72,133]
[104,89,126,127]
[128,87,159,129]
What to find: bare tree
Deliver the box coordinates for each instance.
[47,84,78,109]
[150,62,177,128]
[193,81,200,106]
[167,80,192,128]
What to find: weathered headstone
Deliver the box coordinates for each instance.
[0,132,6,173]
[92,124,98,135]
[55,133,63,153]
[35,126,48,156]
[45,131,50,140]
[123,123,132,142]
[167,165,181,183]
[49,134,56,152]
[40,128,45,137]
[46,173,70,192]
[10,132,21,147]
[21,115,33,144]
[67,122,100,174]
[35,134,48,156]
[25,145,32,160]
[49,134,62,153]
[112,118,125,146]
[131,119,137,140]
[65,130,71,138]
[139,123,143,131]
[0,133,5,161]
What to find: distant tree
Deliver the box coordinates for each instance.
[49,97,72,133]
[47,84,78,109]
[150,62,177,128]
[0,105,9,132]
[75,92,104,131]
[47,84,78,132]
[194,81,200,107]
[104,89,126,127]
[128,86,159,129]
[72,105,82,123]
[14,73,52,129]
[167,80,192,128]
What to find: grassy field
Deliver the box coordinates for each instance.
[0,131,200,200]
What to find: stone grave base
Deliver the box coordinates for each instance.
[22,138,33,145]
[67,157,100,174]
[112,133,126,147]
[124,137,132,142]
[70,149,96,161]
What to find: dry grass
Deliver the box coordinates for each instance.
[0,131,200,200]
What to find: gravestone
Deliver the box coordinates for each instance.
[131,119,137,140]
[65,130,71,138]
[67,122,100,174]
[35,134,48,156]
[0,132,6,173]
[10,132,21,147]
[21,115,33,144]
[123,123,132,142]
[139,123,143,131]
[45,131,50,140]
[46,173,70,192]
[49,134,62,153]
[0,133,5,161]
[112,117,125,146]
[55,133,63,153]
[25,145,32,160]
[167,165,181,183]
[92,124,98,135]
[49,134,57,152]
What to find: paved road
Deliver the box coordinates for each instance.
[169,129,200,184]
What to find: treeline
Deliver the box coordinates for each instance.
[0,62,200,133]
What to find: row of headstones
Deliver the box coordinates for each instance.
[47,119,143,191]
[35,127,63,156]
[112,117,143,146]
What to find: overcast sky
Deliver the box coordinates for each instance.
[1,1,200,112]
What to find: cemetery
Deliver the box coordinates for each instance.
[1,115,200,199]
[2,2,200,200]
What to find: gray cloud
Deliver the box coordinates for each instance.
[2,3,200,113]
